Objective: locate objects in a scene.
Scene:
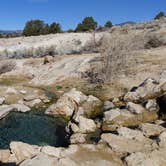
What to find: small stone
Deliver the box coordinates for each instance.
[159,131,166,148]
[6,87,18,94]
[20,90,27,94]
[0,97,5,105]
[24,99,42,107]
[0,105,14,119]
[103,101,115,111]
[139,123,165,137]
[146,99,159,112]
[104,108,121,122]
[70,133,87,144]
[127,102,145,114]
[12,104,31,112]
[70,116,97,134]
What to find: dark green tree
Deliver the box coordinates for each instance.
[105,21,113,28]
[67,29,74,33]
[154,11,165,20]
[75,16,98,32]
[23,20,46,36]
[49,22,62,34]
[43,24,50,34]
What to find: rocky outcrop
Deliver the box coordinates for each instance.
[0,142,124,166]
[101,130,157,155]
[46,88,102,119]
[45,88,88,119]
[10,142,41,164]
[124,71,166,103]
[125,149,166,166]
[0,104,30,119]
[139,123,165,137]
[68,116,97,134]
[102,108,158,132]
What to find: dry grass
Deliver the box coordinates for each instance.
[0,60,16,74]
[100,31,147,82]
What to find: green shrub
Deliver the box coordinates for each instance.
[104,21,113,28]
[23,20,47,36]
[49,22,62,34]
[75,16,98,32]
[23,20,62,36]
[154,11,165,20]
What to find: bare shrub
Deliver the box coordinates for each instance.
[145,32,166,49]
[0,60,16,74]
[100,32,146,82]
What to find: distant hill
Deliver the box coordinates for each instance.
[116,21,136,26]
[0,30,22,34]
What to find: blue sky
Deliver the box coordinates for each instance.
[0,0,166,30]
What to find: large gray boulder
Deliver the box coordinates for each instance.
[139,123,165,137]
[68,116,97,134]
[45,88,87,119]
[124,76,166,103]
[102,108,158,131]
[45,88,102,119]
[10,142,41,164]
[20,153,58,166]
[0,105,14,119]
[0,104,31,119]
[125,149,166,166]
[127,102,146,114]
[101,132,157,155]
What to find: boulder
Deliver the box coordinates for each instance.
[11,104,31,112]
[159,131,166,148]
[102,108,158,131]
[24,95,38,101]
[101,133,157,155]
[20,153,58,166]
[145,99,159,112]
[6,87,18,94]
[69,116,97,134]
[45,88,87,118]
[43,55,54,64]
[0,104,31,119]
[0,150,11,163]
[0,105,14,119]
[60,144,124,166]
[103,101,115,111]
[124,78,165,103]
[127,102,146,114]
[81,95,103,118]
[10,142,41,164]
[41,146,64,158]
[23,99,42,108]
[125,149,166,166]
[70,133,88,144]
[139,123,165,137]
[0,97,5,105]
[117,127,145,141]
[20,90,27,94]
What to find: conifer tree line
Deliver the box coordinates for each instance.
[23,16,113,36]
